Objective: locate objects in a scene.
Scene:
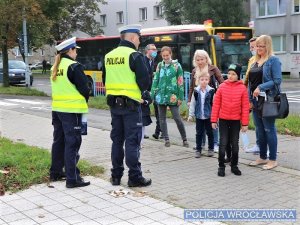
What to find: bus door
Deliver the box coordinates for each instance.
[179,44,191,73]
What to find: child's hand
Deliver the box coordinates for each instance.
[212,123,218,129]
[177,100,182,106]
[187,116,193,122]
[241,126,248,132]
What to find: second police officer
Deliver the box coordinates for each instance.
[103,24,152,187]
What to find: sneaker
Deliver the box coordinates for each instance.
[214,145,219,153]
[231,166,242,176]
[183,140,189,148]
[195,151,201,158]
[207,150,214,157]
[245,144,260,153]
[165,140,170,147]
[218,167,225,177]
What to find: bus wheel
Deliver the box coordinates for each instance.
[87,76,94,96]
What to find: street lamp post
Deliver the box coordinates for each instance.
[23,7,30,87]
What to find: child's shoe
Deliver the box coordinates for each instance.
[195,151,201,158]
[231,166,242,176]
[183,140,189,148]
[218,167,225,177]
[207,150,214,157]
[165,140,170,147]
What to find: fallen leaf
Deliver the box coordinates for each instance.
[38,215,45,218]
[132,191,147,197]
[0,170,9,174]
[109,189,129,198]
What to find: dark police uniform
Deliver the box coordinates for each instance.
[103,25,151,187]
[50,37,90,188]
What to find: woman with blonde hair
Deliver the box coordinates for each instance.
[188,49,224,153]
[248,35,282,170]
[50,37,90,188]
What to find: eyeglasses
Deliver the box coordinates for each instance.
[256,45,266,48]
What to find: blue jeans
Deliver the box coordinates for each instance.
[252,101,278,160]
[196,118,214,152]
[202,127,219,146]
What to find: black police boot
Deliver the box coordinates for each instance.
[218,167,225,177]
[110,177,121,186]
[66,178,90,188]
[128,177,152,187]
[152,133,159,139]
[231,166,242,176]
[50,172,66,182]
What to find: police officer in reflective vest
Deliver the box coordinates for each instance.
[103,24,152,187]
[50,37,90,188]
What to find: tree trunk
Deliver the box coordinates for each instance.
[1,23,10,87]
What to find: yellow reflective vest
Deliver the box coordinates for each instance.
[51,58,88,113]
[105,46,141,102]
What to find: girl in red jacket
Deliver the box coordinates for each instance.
[211,64,249,177]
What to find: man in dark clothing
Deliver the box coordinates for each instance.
[42,59,47,74]
[103,24,151,187]
[143,44,162,139]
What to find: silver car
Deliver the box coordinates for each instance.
[0,60,33,86]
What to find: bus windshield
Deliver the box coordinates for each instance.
[220,41,251,76]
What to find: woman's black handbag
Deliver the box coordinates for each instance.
[262,93,289,119]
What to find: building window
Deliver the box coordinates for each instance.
[257,0,287,16]
[116,11,124,24]
[292,34,300,52]
[154,5,163,18]
[294,0,300,12]
[100,14,107,26]
[139,8,147,21]
[40,49,44,56]
[271,35,286,52]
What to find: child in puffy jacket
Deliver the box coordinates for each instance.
[188,71,215,158]
[211,64,249,177]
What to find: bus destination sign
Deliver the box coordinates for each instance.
[215,29,252,40]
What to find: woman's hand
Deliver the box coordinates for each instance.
[241,126,248,132]
[187,116,193,122]
[212,123,218,129]
[177,100,182,106]
[253,87,260,98]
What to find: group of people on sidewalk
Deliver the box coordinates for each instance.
[48,23,282,189]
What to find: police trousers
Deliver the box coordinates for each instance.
[50,111,82,183]
[110,104,143,181]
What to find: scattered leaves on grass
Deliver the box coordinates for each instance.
[0,183,5,196]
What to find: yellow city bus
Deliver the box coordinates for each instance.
[76,24,253,95]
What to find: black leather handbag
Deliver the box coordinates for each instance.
[262,93,289,119]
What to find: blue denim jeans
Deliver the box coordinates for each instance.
[252,100,278,160]
[202,126,219,146]
[196,118,214,152]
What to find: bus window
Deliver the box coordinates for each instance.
[179,44,191,72]
[220,41,251,74]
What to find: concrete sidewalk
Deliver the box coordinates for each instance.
[1,108,300,225]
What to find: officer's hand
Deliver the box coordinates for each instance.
[212,123,218,129]
[177,100,182,106]
[187,116,193,122]
[140,99,144,104]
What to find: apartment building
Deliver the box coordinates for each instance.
[250,0,300,78]
[97,0,168,36]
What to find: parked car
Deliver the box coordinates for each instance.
[29,61,52,70]
[0,60,33,86]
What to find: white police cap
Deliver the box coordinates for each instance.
[55,37,80,52]
[118,24,142,34]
